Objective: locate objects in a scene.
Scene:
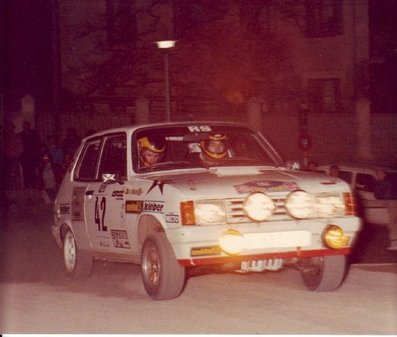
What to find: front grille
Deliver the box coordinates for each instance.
[225,197,289,224]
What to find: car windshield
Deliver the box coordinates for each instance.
[133,125,282,173]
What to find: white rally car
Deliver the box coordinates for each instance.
[52,121,361,300]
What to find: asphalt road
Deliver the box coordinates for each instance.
[0,191,396,334]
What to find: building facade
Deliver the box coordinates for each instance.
[34,0,397,166]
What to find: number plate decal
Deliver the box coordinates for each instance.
[244,231,311,249]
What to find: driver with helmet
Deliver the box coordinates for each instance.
[199,134,228,166]
[138,135,166,167]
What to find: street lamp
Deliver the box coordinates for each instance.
[156,40,176,122]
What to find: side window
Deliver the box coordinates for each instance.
[229,132,275,165]
[98,134,127,179]
[339,171,353,184]
[305,0,343,38]
[355,173,375,192]
[74,139,101,181]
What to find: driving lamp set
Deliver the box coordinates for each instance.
[218,224,350,255]
[181,190,353,255]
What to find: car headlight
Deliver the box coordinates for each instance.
[194,200,226,225]
[243,192,275,221]
[285,190,316,219]
[323,225,350,249]
[286,191,348,219]
[219,229,245,255]
[315,195,347,217]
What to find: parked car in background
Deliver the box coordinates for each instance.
[317,163,397,250]
[52,122,361,300]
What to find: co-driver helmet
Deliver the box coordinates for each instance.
[200,134,228,160]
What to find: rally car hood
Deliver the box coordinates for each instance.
[141,166,349,197]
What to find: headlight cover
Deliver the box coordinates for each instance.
[315,195,347,217]
[219,229,245,255]
[194,200,226,225]
[285,190,316,219]
[243,192,275,221]
[323,225,350,249]
[286,190,347,219]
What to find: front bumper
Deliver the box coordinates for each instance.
[166,216,362,267]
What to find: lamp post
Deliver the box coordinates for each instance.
[156,40,176,122]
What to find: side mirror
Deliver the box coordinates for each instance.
[285,160,301,171]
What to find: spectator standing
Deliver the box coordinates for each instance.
[0,145,7,221]
[47,135,65,183]
[374,169,397,250]
[62,127,81,170]
[47,135,64,167]
[37,153,58,204]
[307,161,319,172]
[374,169,394,199]
[3,121,23,190]
[19,121,42,189]
[62,127,81,158]
[329,165,341,178]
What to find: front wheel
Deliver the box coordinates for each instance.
[63,229,93,279]
[141,233,186,300]
[299,255,347,291]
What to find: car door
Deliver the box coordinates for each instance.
[84,133,131,252]
[71,137,102,249]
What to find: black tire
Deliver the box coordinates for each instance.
[63,229,93,279]
[299,255,347,291]
[141,233,186,300]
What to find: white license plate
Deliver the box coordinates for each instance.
[244,231,311,249]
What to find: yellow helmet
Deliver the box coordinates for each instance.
[138,136,166,166]
[138,136,166,153]
[200,134,228,160]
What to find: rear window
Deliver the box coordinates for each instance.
[355,173,375,192]
[74,139,101,181]
[339,170,353,184]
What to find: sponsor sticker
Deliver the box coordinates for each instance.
[111,229,131,249]
[126,187,144,196]
[125,200,143,213]
[191,246,221,257]
[143,201,164,213]
[187,126,212,132]
[165,212,179,224]
[111,190,124,199]
[99,241,110,248]
[234,180,299,194]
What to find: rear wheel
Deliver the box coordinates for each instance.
[299,255,347,291]
[63,229,93,279]
[141,233,186,300]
